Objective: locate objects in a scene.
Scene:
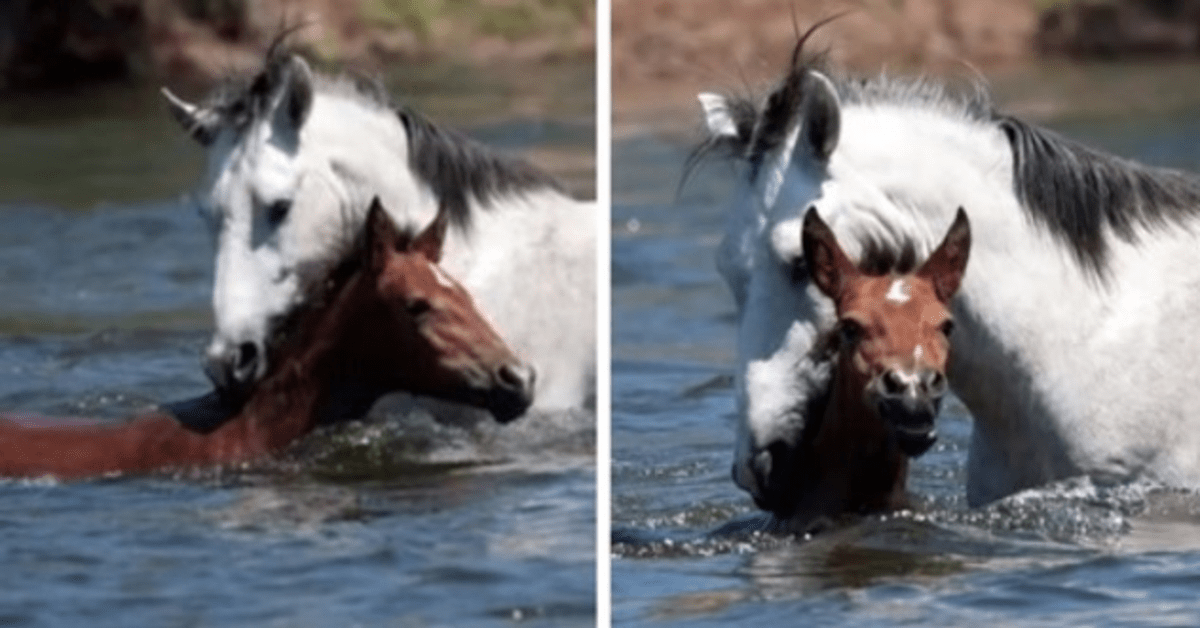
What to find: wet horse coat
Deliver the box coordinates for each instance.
[0,202,529,479]
[696,30,1200,508]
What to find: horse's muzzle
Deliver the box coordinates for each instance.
[484,362,536,423]
[204,339,265,403]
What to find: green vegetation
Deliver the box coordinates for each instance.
[361,0,590,42]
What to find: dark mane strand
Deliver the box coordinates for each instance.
[856,237,919,276]
[682,19,834,189]
[745,17,839,178]
[199,27,308,133]
[396,107,564,231]
[998,115,1200,279]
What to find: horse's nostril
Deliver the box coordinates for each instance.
[234,342,259,378]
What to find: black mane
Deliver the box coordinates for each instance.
[396,107,563,231]
[999,115,1200,278]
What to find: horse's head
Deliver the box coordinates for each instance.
[694,37,938,513]
[336,199,534,423]
[163,48,424,398]
[803,206,969,459]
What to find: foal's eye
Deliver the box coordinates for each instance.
[837,319,863,346]
[940,319,955,337]
[266,200,292,226]
[406,299,432,318]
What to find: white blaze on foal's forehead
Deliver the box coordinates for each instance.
[885,278,911,304]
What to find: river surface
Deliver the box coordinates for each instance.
[612,89,1200,625]
[0,59,595,627]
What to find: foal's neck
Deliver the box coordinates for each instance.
[809,360,911,517]
[226,271,372,452]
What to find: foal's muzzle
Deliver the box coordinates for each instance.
[872,367,946,457]
[484,362,536,423]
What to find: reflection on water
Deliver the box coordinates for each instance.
[0,58,595,627]
[613,81,1200,625]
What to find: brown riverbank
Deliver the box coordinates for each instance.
[0,0,594,90]
[613,0,1037,130]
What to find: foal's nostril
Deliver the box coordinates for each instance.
[497,362,536,394]
[923,370,947,396]
[881,369,908,396]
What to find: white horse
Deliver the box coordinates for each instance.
[695,36,1200,512]
[162,46,595,416]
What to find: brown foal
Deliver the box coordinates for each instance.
[0,199,533,479]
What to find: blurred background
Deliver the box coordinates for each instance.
[0,0,593,89]
[615,0,1200,131]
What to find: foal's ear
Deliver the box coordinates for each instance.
[801,208,857,300]
[365,198,402,275]
[917,207,971,302]
[412,205,449,264]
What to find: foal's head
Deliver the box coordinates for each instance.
[773,208,970,529]
[315,198,535,423]
[802,207,970,458]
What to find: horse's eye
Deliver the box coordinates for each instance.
[940,319,955,337]
[837,319,863,346]
[789,257,808,284]
[266,200,291,226]
[406,299,432,318]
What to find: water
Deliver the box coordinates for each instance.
[0,60,595,627]
[611,108,1200,625]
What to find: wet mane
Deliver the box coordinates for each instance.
[690,24,1200,280]
[999,115,1200,278]
[395,107,563,230]
[198,39,562,231]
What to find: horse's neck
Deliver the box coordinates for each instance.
[847,106,1138,500]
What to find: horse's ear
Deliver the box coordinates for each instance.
[800,71,841,162]
[412,206,449,263]
[269,55,315,145]
[801,207,856,300]
[917,207,972,302]
[161,87,219,146]
[697,92,740,139]
[364,198,401,275]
